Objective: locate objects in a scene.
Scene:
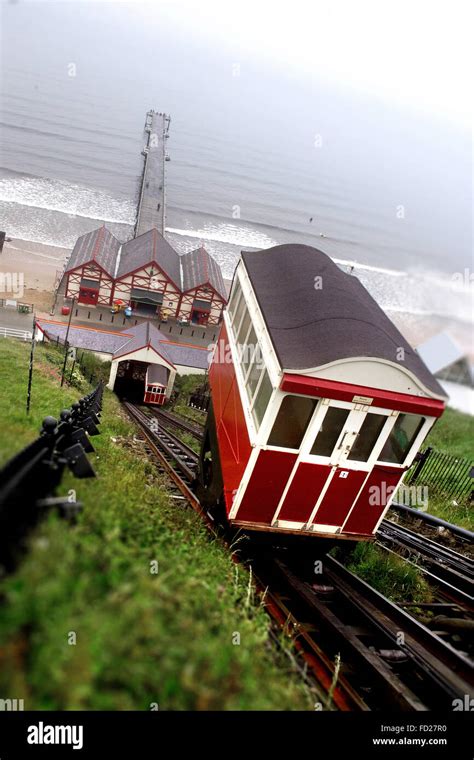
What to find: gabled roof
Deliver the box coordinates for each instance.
[112,321,175,367]
[241,244,446,398]
[36,320,128,354]
[116,228,181,285]
[180,246,227,301]
[65,226,121,277]
[36,319,211,371]
[159,340,210,370]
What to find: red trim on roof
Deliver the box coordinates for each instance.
[92,225,105,262]
[280,374,445,417]
[36,319,129,337]
[180,281,226,303]
[115,260,181,292]
[113,342,176,370]
[161,339,210,351]
[64,259,114,280]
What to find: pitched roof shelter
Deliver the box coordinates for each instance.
[64,226,121,277]
[180,245,227,299]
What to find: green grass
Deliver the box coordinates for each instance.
[341,543,432,605]
[171,373,208,424]
[418,493,473,531]
[425,407,473,460]
[0,339,91,466]
[398,406,474,529]
[0,339,312,710]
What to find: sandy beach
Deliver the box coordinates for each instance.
[0,237,71,314]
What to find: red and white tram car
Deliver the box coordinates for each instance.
[143,364,168,406]
[199,244,447,543]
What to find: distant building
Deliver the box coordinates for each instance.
[36,318,210,402]
[60,226,227,326]
[417,332,473,387]
[416,331,473,416]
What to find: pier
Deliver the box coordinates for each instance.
[135,110,171,237]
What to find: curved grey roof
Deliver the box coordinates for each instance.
[65,226,121,277]
[241,244,446,398]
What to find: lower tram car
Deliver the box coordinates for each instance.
[196,244,447,543]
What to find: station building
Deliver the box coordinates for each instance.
[60,226,227,326]
[36,318,210,402]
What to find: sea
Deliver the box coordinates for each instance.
[0,2,472,351]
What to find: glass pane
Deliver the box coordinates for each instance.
[252,371,273,428]
[227,279,242,320]
[310,407,350,457]
[232,294,247,337]
[347,413,387,461]
[236,310,251,350]
[379,414,425,464]
[246,354,263,401]
[268,395,317,449]
[242,326,257,376]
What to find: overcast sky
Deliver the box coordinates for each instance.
[126,0,472,126]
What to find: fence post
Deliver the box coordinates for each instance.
[68,357,76,385]
[26,314,36,414]
[408,447,432,484]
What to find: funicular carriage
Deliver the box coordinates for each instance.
[197,244,447,544]
[144,364,169,406]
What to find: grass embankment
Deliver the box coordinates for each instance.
[337,543,432,605]
[0,339,92,466]
[339,408,473,599]
[171,373,207,426]
[0,339,311,710]
[393,407,474,530]
[425,407,473,460]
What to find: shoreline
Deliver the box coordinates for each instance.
[0,236,471,356]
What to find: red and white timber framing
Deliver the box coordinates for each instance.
[66,263,113,306]
[177,284,225,325]
[112,262,180,314]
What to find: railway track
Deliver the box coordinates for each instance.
[123,400,474,711]
[378,520,473,598]
[147,406,204,441]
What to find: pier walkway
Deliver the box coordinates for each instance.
[135,110,171,237]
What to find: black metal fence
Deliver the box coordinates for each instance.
[0,384,103,572]
[405,446,473,502]
[188,390,210,412]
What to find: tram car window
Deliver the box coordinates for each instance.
[198,243,447,543]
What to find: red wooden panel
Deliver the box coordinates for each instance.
[209,322,252,514]
[78,287,99,305]
[312,469,368,527]
[343,466,404,535]
[278,462,332,522]
[236,450,298,524]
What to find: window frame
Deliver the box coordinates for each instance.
[376,412,429,468]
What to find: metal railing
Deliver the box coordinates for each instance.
[0,326,32,341]
[0,384,104,572]
[405,446,473,501]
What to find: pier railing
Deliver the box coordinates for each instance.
[0,383,103,572]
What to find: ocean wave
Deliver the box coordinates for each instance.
[0,175,135,225]
[166,223,278,249]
